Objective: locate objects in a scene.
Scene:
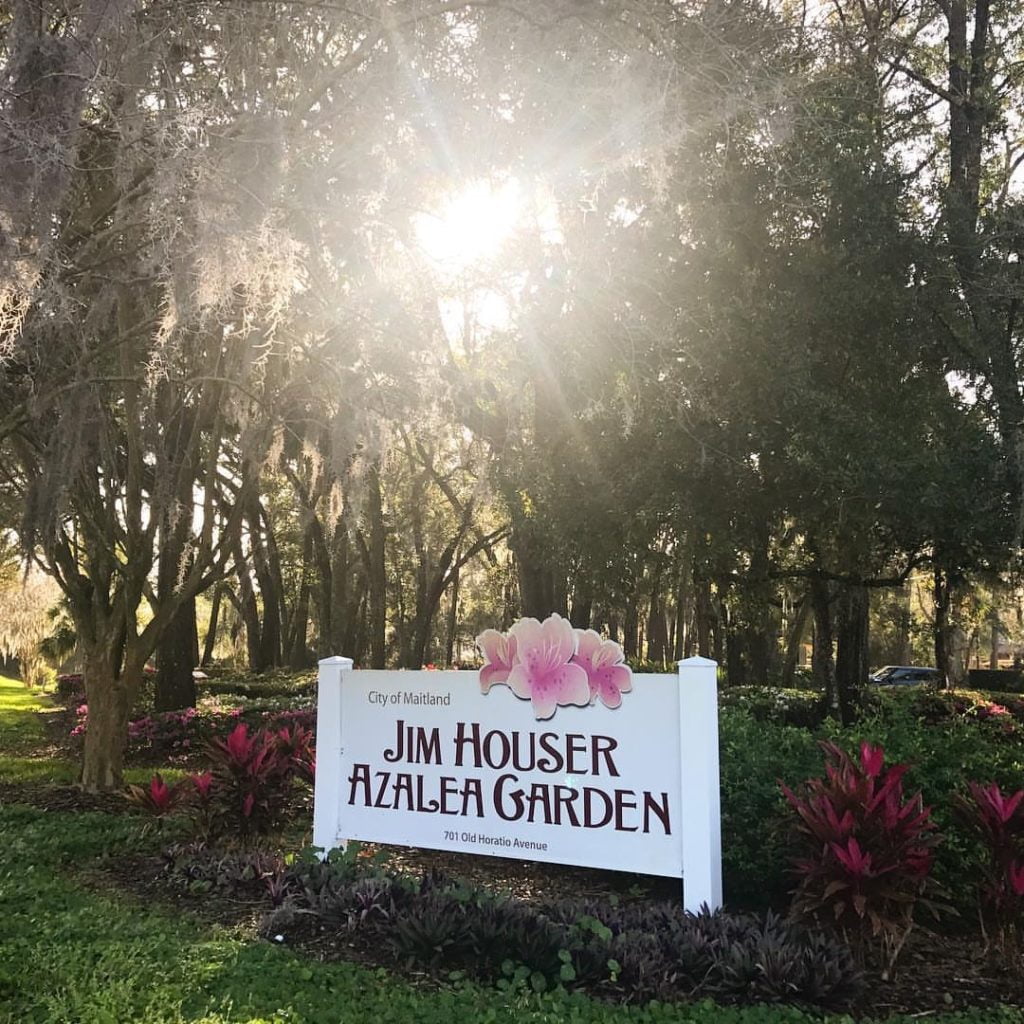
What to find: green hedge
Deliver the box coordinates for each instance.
[967,669,1024,693]
[718,690,1024,912]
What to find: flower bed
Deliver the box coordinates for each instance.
[67,690,314,759]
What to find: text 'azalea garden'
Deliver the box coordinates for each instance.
[476,613,632,720]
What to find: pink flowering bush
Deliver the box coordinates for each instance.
[70,700,314,760]
[477,613,632,719]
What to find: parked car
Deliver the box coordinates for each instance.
[868,665,940,687]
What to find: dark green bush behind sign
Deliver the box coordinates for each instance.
[967,669,1024,693]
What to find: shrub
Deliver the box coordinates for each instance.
[126,773,187,821]
[199,669,317,700]
[389,890,474,966]
[70,697,317,761]
[205,722,298,836]
[162,842,287,899]
[967,669,1024,694]
[781,741,944,971]
[718,708,822,907]
[718,687,826,729]
[953,781,1024,954]
[827,694,1024,909]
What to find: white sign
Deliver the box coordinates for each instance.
[313,655,722,911]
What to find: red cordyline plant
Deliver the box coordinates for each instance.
[780,741,945,972]
[274,722,316,787]
[126,773,187,832]
[205,722,297,836]
[182,771,217,839]
[952,781,1024,955]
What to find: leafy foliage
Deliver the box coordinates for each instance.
[781,741,944,969]
[1,802,888,1024]
[163,842,287,899]
[953,782,1024,954]
[126,774,187,819]
[267,854,862,1008]
[204,722,300,836]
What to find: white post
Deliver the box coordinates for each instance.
[678,656,723,913]
[313,656,353,857]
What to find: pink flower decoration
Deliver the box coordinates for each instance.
[506,614,590,720]
[477,629,518,693]
[572,629,632,710]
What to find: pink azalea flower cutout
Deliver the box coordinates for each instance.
[507,614,590,720]
[572,629,632,709]
[476,629,518,693]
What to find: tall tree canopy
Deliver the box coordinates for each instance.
[1,0,1021,785]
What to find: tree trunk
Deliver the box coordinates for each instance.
[695,579,712,658]
[286,524,314,668]
[249,499,282,670]
[747,524,776,683]
[80,645,131,792]
[989,605,1001,669]
[511,521,557,619]
[934,566,952,688]
[364,465,388,668]
[445,562,460,666]
[646,562,669,665]
[894,586,913,664]
[713,593,727,667]
[811,577,837,712]
[623,599,639,660]
[200,586,222,667]
[570,583,592,629]
[725,624,745,686]
[154,595,198,711]
[781,592,811,688]
[230,515,265,671]
[329,522,351,657]
[834,583,869,725]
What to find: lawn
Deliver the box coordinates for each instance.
[0,675,1021,1024]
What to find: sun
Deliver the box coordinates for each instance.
[414,178,524,273]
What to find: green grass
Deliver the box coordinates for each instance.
[0,671,58,749]
[0,674,185,786]
[0,672,76,784]
[0,676,1021,1024]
